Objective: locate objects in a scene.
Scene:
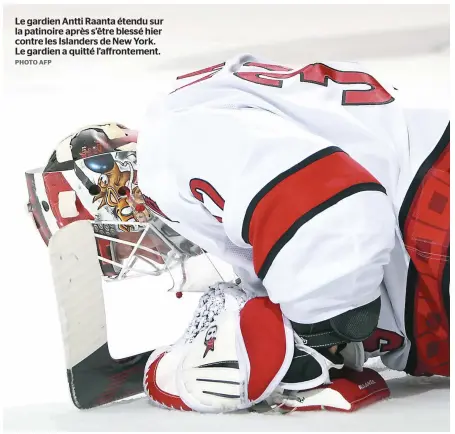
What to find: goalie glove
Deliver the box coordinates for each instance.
[143,283,295,413]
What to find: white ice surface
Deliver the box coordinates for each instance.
[3,358,450,432]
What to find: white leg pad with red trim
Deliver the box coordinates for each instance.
[278,367,390,412]
[144,296,295,413]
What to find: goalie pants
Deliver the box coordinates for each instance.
[400,124,450,377]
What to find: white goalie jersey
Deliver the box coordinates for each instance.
[137,54,449,375]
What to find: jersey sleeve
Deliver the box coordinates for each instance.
[144,105,397,324]
[234,152,395,324]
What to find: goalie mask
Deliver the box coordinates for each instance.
[25,123,219,290]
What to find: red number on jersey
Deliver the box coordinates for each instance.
[234,61,293,87]
[189,178,225,223]
[172,62,225,93]
[175,61,394,106]
[236,62,394,105]
[363,328,404,353]
[301,63,394,105]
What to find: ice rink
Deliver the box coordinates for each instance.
[3,357,450,432]
[3,4,450,432]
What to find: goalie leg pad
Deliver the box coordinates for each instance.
[144,346,191,411]
[144,297,295,413]
[178,298,295,413]
[239,297,296,403]
[279,367,390,412]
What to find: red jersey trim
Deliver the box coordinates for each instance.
[241,146,386,279]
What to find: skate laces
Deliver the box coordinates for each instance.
[183,282,248,343]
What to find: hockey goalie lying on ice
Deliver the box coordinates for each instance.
[25,54,449,413]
